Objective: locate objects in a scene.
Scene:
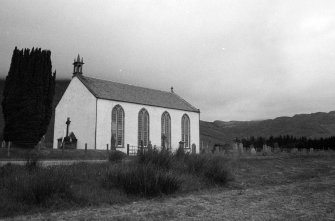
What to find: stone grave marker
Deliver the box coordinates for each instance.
[250,147,257,155]
[238,143,244,155]
[291,148,298,154]
[233,142,238,155]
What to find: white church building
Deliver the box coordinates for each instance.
[53,56,200,153]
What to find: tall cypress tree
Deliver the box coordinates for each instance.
[2,47,56,148]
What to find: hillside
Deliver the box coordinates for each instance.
[1,78,335,146]
[201,111,335,145]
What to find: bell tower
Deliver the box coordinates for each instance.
[73,54,84,77]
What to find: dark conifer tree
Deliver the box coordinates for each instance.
[2,47,56,148]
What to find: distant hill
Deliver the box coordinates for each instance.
[1,78,335,147]
[200,111,335,145]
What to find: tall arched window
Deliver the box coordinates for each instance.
[181,114,190,148]
[161,111,171,149]
[111,105,124,147]
[138,108,149,147]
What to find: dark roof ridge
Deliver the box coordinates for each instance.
[75,74,200,113]
[80,75,175,96]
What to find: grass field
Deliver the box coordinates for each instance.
[3,154,335,220]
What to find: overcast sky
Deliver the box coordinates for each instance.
[1,0,335,122]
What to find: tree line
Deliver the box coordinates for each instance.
[240,135,335,151]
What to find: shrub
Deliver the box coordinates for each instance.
[0,164,15,179]
[184,154,209,174]
[103,162,181,197]
[25,150,41,171]
[5,167,74,205]
[175,146,186,160]
[203,156,232,185]
[138,148,174,170]
[108,150,127,163]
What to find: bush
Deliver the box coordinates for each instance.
[5,167,74,205]
[25,150,41,171]
[0,164,15,179]
[108,150,127,163]
[175,146,186,160]
[203,156,232,185]
[138,148,174,170]
[183,154,209,174]
[103,162,181,197]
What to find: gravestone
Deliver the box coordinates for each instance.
[238,143,244,155]
[309,147,314,153]
[233,142,238,155]
[291,148,298,154]
[262,144,267,154]
[262,145,273,155]
[301,148,307,155]
[192,143,196,154]
[250,147,257,155]
[111,135,116,151]
[147,141,153,151]
[273,147,281,154]
[273,143,280,153]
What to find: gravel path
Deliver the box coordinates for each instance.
[8,176,335,221]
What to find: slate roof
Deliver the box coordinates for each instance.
[76,75,200,113]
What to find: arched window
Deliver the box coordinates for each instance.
[161,111,171,149]
[181,114,190,148]
[111,105,124,147]
[138,108,149,147]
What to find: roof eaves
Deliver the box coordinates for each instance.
[172,92,200,113]
[96,96,200,113]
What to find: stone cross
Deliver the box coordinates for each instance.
[66,117,71,137]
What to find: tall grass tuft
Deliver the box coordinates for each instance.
[184,154,209,174]
[103,162,181,197]
[108,150,127,163]
[203,156,233,185]
[138,148,174,170]
[4,166,74,205]
[24,150,41,171]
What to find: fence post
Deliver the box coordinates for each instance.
[107,144,109,151]
[7,141,11,157]
[62,140,64,158]
[127,144,129,156]
[85,143,87,154]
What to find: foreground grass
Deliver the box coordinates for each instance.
[0,150,232,218]
[5,154,335,221]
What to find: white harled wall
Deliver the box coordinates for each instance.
[53,77,96,149]
[96,99,200,153]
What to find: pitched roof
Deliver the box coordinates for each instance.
[76,75,200,113]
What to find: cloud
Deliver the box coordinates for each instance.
[1,0,335,121]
